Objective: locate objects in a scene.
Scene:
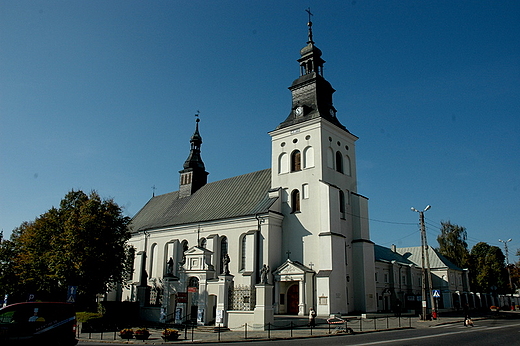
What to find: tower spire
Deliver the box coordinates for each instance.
[179,112,209,198]
[275,10,347,131]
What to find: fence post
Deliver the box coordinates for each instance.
[409,316,412,328]
[100,330,103,340]
[113,330,116,340]
[374,317,377,330]
[328,321,330,334]
[218,324,221,342]
[267,322,271,339]
[290,321,293,337]
[191,323,194,342]
[386,315,389,329]
[310,323,313,336]
[245,323,247,340]
[360,317,363,332]
[398,315,401,328]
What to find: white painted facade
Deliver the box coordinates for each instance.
[121,23,378,325]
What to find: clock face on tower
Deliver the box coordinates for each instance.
[295,106,304,116]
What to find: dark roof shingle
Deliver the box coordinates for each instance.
[130,169,275,232]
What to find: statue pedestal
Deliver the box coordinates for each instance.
[253,284,274,329]
[215,275,233,326]
[136,286,150,308]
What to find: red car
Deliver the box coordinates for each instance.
[0,302,77,345]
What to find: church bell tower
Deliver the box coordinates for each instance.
[269,13,376,315]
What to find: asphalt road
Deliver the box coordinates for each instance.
[78,318,520,346]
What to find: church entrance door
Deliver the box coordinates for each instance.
[287,284,299,315]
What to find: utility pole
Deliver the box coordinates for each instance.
[412,205,435,320]
[499,238,513,301]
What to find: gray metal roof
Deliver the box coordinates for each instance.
[374,245,416,266]
[396,246,463,271]
[130,169,276,232]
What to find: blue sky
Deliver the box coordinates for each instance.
[1,1,519,259]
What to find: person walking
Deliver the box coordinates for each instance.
[463,303,472,326]
[308,307,316,327]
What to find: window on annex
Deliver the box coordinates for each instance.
[302,183,309,199]
[291,189,301,213]
[199,237,207,248]
[291,150,302,172]
[220,236,228,274]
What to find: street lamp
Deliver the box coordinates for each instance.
[411,205,435,320]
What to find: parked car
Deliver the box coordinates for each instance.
[0,302,77,345]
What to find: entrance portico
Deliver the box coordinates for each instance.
[273,260,314,316]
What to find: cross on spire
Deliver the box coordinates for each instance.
[286,250,291,259]
[151,185,157,197]
[305,7,314,44]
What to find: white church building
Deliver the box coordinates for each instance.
[121,20,377,327]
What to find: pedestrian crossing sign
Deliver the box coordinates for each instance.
[432,289,441,298]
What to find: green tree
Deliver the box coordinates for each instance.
[436,221,470,269]
[0,232,19,302]
[469,242,508,293]
[8,190,131,309]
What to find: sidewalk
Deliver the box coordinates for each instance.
[78,311,518,344]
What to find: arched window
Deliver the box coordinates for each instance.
[291,189,301,213]
[199,237,206,248]
[339,190,346,218]
[327,147,334,169]
[303,146,314,168]
[220,236,228,274]
[291,150,301,172]
[278,152,289,174]
[188,276,199,289]
[336,151,344,173]
[149,243,157,279]
[240,235,247,271]
[345,155,352,176]
[180,240,188,266]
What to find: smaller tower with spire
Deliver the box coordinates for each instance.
[179,112,209,198]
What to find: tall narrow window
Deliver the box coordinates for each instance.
[339,190,346,218]
[220,236,228,274]
[336,151,344,173]
[149,243,157,278]
[291,189,301,213]
[240,235,247,271]
[291,150,301,172]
